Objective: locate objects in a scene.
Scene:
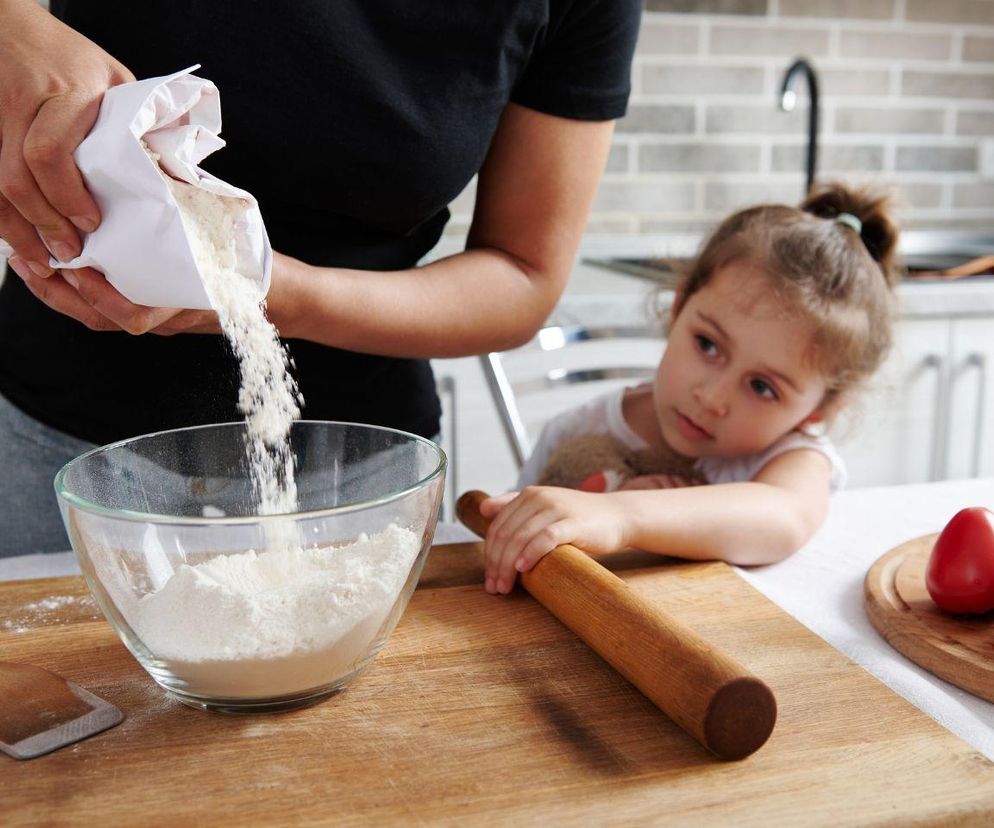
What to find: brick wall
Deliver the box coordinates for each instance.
[448,0,994,237]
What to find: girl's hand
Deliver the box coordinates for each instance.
[11,263,219,334]
[619,474,701,491]
[479,486,631,595]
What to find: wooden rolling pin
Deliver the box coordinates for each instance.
[456,490,777,761]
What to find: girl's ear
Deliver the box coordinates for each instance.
[799,395,847,432]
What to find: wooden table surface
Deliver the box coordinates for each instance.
[2,542,994,827]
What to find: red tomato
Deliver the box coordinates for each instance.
[925,506,994,615]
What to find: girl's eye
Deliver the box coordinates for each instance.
[750,378,779,401]
[695,335,718,357]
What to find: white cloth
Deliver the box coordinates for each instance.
[517,386,846,492]
[737,476,994,762]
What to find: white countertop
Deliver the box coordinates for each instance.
[3,476,993,760]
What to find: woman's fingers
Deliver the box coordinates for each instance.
[150,308,220,336]
[10,261,121,331]
[0,124,57,275]
[26,94,104,233]
[0,121,81,265]
[65,266,182,334]
[10,262,187,335]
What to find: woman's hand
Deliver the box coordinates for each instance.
[0,1,134,275]
[479,486,631,595]
[10,262,219,335]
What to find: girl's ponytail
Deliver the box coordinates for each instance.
[801,184,901,286]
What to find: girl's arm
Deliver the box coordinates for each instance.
[480,448,832,594]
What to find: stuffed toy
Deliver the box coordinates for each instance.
[537,433,705,492]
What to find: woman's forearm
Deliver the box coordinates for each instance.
[268,246,567,358]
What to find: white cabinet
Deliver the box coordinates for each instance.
[835,314,994,488]
[946,318,994,479]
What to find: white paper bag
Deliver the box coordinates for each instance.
[0,65,271,310]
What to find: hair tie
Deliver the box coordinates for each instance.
[835,212,862,235]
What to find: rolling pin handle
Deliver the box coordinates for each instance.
[455,489,777,761]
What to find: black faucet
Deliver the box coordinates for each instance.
[779,57,819,196]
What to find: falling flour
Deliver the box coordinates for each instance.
[119,525,421,698]
[159,160,301,515]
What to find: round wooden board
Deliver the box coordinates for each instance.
[864,533,994,702]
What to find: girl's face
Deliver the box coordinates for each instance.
[653,260,830,460]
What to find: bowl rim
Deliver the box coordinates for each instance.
[53,419,447,526]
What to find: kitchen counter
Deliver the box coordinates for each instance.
[4,493,994,825]
[4,477,994,767]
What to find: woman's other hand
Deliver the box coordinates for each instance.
[10,263,219,335]
[0,1,134,277]
[479,487,630,595]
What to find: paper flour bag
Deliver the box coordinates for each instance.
[2,65,271,310]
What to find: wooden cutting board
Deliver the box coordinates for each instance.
[865,533,994,703]
[2,542,994,827]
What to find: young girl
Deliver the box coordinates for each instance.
[480,183,900,595]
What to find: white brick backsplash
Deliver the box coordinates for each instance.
[606,144,631,174]
[906,0,994,26]
[709,25,830,57]
[592,179,697,213]
[640,143,762,172]
[982,138,994,177]
[818,67,892,96]
[635,21,702,55]
[617,105,696,134]
[835,107,945,134]
[964,35,994,61]
[896,146,978,172]
[953,182,994,208]
[706,105,806,134]
[902,70,994,99]
[839,30,952,61]
[957,110,994,135]
[704,180,808,210]
[890,181,944,209]
[642,64,765,95]
[779,0,894,19]
[645,0,765,13]
[443,4,994,239]
[772,144,885,172]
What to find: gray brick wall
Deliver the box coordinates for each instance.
[446,1,994,237]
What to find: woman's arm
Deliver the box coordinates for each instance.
[22,99,615,348]
[264,103,615,356]
[480,448,833,594]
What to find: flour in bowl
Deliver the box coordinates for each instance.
[159,159,301,515]
[122,524,421,698]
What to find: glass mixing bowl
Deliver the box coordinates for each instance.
[55,421,446,713]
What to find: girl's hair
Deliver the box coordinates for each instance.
[671,182,900,406]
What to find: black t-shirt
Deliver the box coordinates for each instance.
[0,1,641,445]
